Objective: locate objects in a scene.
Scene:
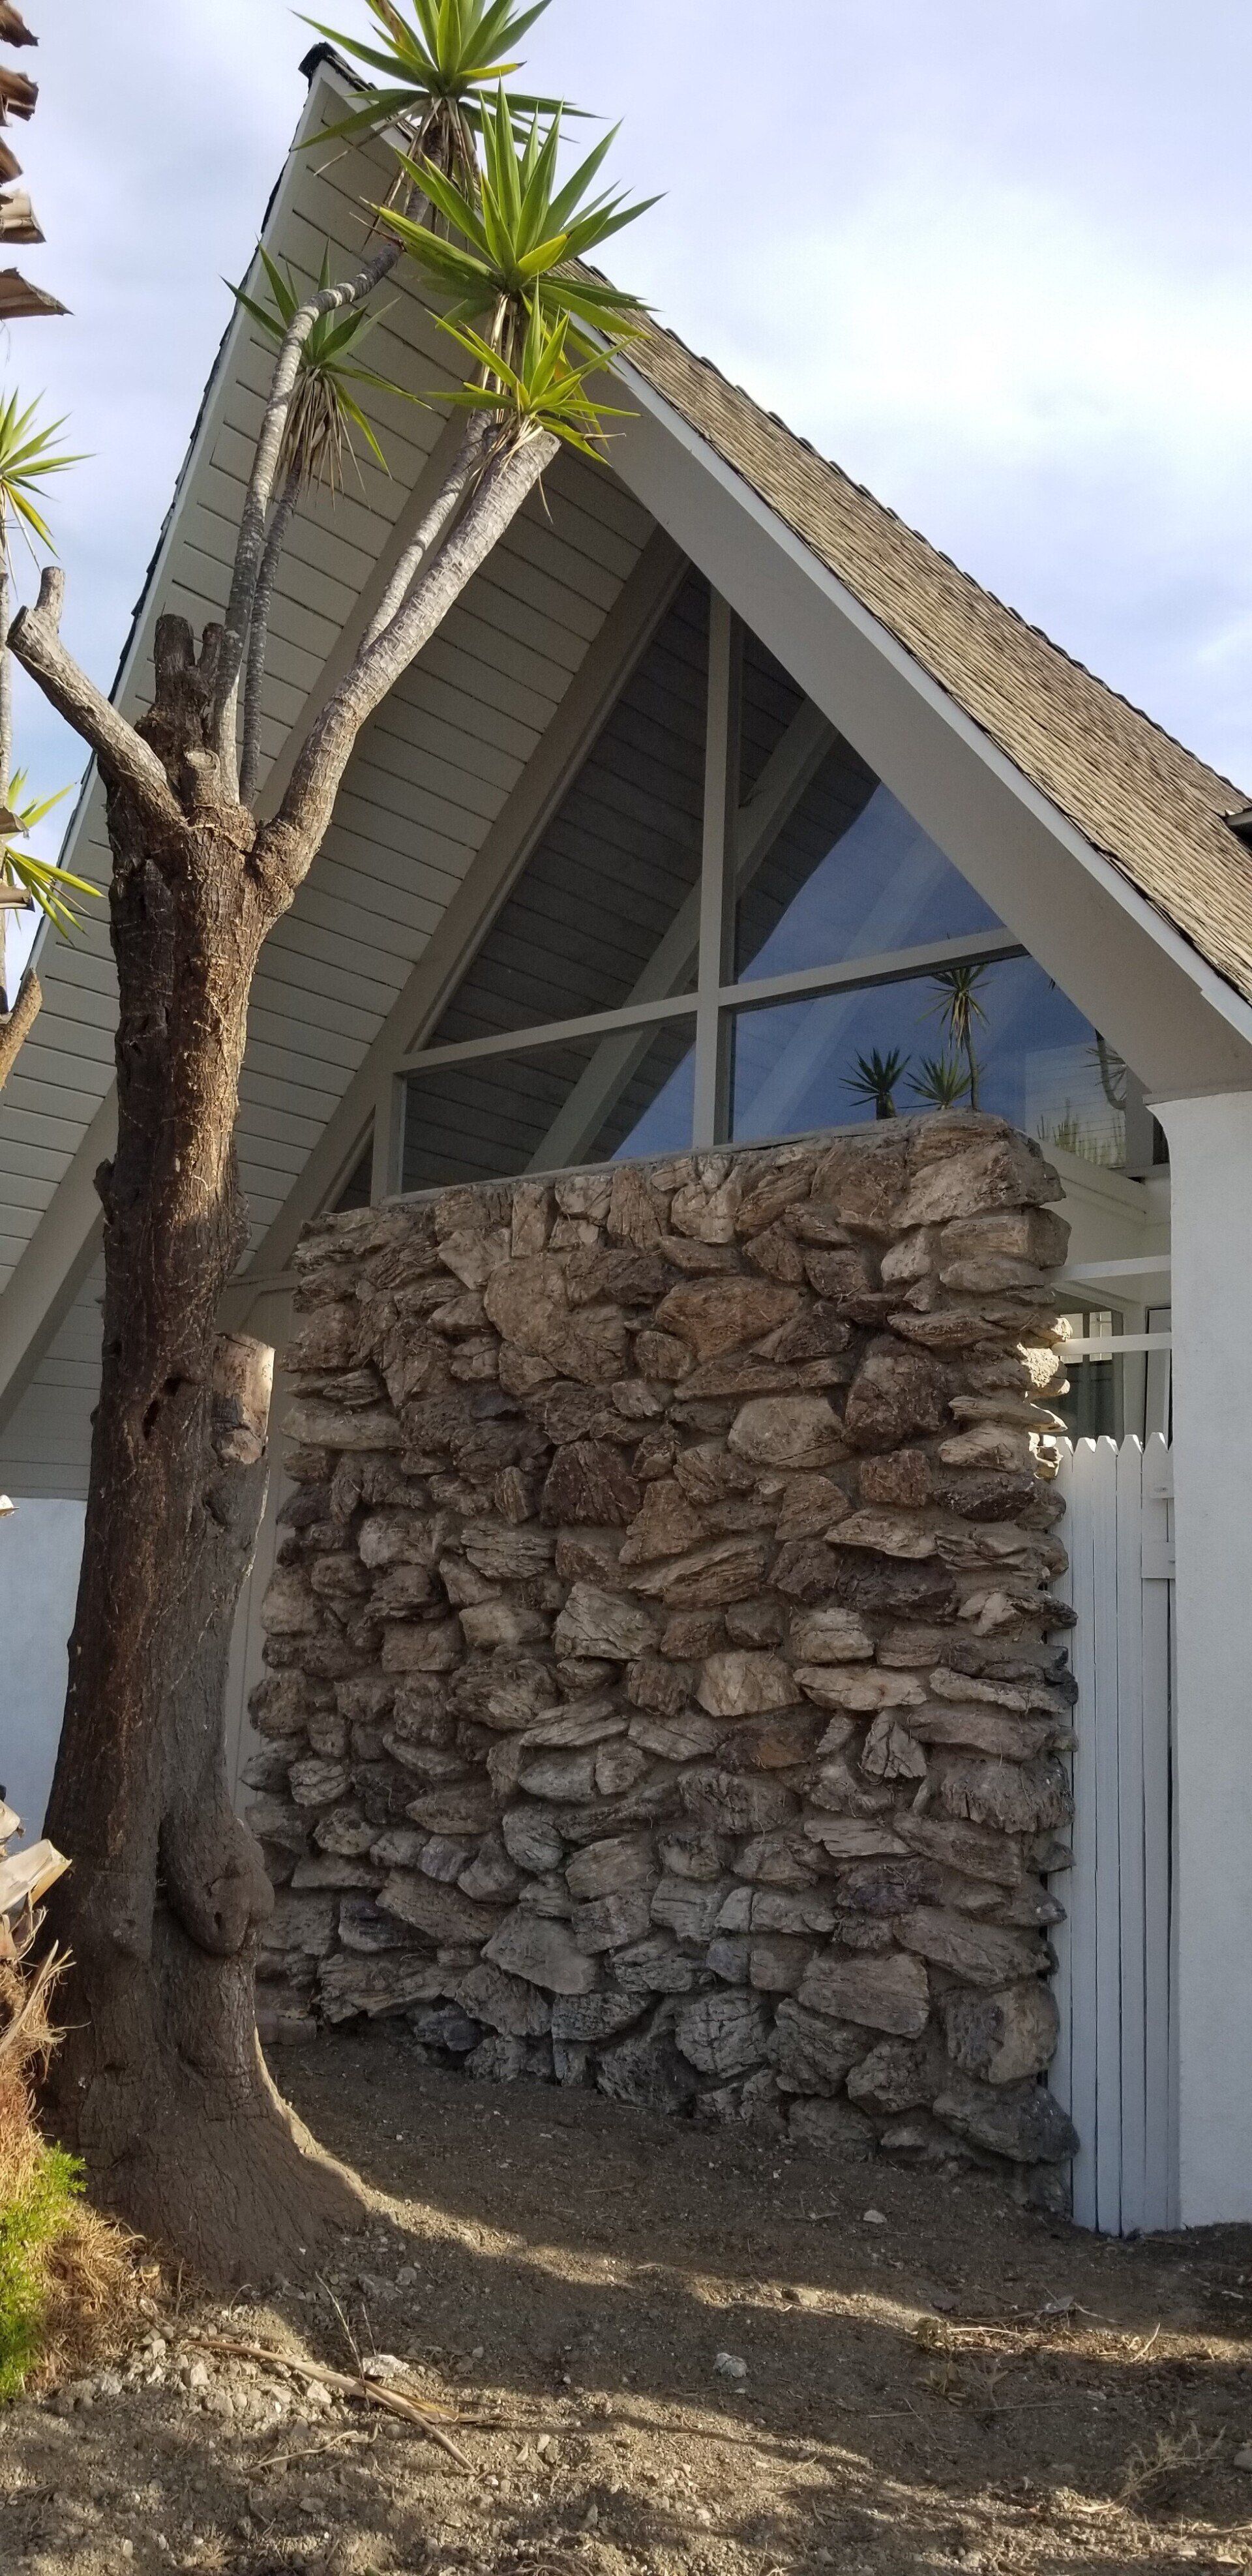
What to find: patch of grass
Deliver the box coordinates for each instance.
[0,2137,83,2399]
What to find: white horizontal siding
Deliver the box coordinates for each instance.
[0,1261,102,1499]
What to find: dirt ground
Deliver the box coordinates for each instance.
[4,2030,1252,2575]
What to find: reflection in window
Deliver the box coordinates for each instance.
[730,955,1133,1168]
[736,757,1004,981]
[402,1020,696,1193]
[428,573,709,1047]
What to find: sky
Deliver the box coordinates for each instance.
[7,0,1252,910]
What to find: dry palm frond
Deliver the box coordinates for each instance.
[235,247,417,497]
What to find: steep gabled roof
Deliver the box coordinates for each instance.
[299,36,1252,1011]
[625,323,1252,1009]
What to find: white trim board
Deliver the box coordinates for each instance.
[606,355,1252,1100]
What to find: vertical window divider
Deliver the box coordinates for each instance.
[693,592,741,1148]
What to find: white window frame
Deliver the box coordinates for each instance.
[391,590,1027,1190]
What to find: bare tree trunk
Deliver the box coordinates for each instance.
[41,623,365,2278]
[0,961,38,1083]
[13,431,557,2284]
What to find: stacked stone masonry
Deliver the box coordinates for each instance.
[252,1113,1081,2200]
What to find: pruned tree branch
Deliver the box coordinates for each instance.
[239,467,300,808]
[0,959,38,1086]
[359,415,492,655]
[258,426,558,906]
[213,237,403,772]
[10,570,187,839]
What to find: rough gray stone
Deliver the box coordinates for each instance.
[896,1907,1050,1988]
[453,1961,554,2038]
[941,1979,1060,2082]
[696,1652,797,1717]
[596,2026,700,2114]
[727,1396,846,1470]
[676,1990,770,2079]
[553,1583,657,1662]
[788,2096,878,2155]
[484,1909,600,1994]
[932,2073,1078,2163]
[799,1949,931,2036]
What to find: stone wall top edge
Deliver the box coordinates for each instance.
[298,1113,1061,1262]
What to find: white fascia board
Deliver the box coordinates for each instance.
[610,352,1252,1097]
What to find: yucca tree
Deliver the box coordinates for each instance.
[234,246,421,800]
[303,0,574,179]
[216,0,567,754]
[11,18,655,2281]
[0,391,79,790]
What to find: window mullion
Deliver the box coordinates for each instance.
[693,593,741,1148]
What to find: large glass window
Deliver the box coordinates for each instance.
[734,634,1000,981]
[402,1019,696,1194]
[730,954,1130,1163]
[427,573,709,1047]
[396,590,1148,1193]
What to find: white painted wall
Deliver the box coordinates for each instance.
[0,1496,83,1834]
[1155,1090,1252,2225]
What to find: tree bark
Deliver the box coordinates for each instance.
[14,425,559,2284]
[41,621,366,2278]
[0,961,38,1084]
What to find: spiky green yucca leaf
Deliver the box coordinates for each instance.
[910,1050,971,1110]
[433,307,634,459]
[0,774,96,938]
[235,245,419,493]
[0,392,83,562]
[300,0,573,166]
[846,1046,910,1118]
[382,89,655,355]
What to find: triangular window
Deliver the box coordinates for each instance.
[400,591,1148,1190]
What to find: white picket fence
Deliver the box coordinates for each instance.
[1048,1434,1176,2233]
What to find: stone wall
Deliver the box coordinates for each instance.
[251,1113,1080,2197]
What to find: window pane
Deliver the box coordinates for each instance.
[428,574,709,1046]
[334,1145,373,1212]
[402,1020,695,1193]
[735,630,1002,979]
[729,955,1136,1167]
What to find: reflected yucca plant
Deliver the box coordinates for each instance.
[926,961,988,1107]
[910,1049,972,1111]
[846,1046,910,1120]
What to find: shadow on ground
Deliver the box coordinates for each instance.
[3,2024,1252,2573]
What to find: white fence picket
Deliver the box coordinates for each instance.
[1049,1435,1174,2234]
